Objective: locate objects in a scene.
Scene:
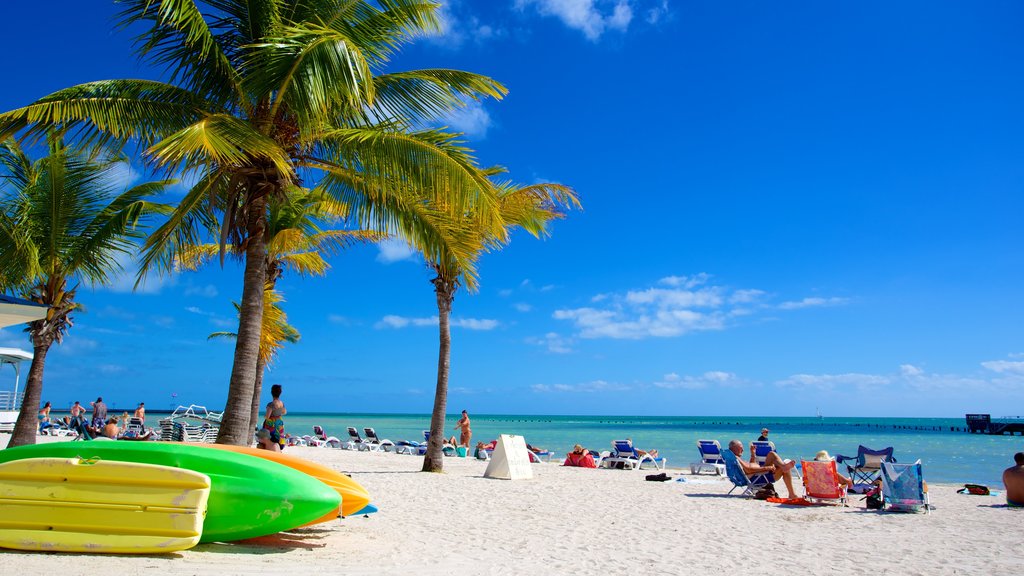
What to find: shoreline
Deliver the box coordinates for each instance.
[0,434,1020,574]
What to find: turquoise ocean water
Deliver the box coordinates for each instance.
[278,413,1023,487]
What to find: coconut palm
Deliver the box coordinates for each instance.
[208,289,300,432]
[0,0,507,444]
[0,136,172,448]
[180,188,380,430]
[418,175,580,472]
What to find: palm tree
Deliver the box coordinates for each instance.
[0,136,172,448]
[0,1,507,444]
[207,289,300,432]
[417,176,580,472]
[181,188,380,431]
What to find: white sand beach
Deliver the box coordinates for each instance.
[1,435,1019,575]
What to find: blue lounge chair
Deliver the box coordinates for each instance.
[721,449,773,497]
[690,439,727,475]
[880,460,929,513]
[750,441,776,465]
[837,445,895,490]
[602,439,667,470]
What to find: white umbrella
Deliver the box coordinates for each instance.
[0,294,48,329]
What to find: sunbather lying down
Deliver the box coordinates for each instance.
[728,439,798,499]
[625,438,658,458]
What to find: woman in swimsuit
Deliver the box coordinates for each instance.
[455,410,471,448]
[262,384,287,450]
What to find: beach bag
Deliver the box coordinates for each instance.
[753,484,777,500]
[957,484,990,496]
[863,488,884,510]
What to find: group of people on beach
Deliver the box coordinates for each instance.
[38,397,147,440]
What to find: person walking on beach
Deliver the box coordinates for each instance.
[262,384,287,451]
[134,402,146,424]
[1003,452,1024,507]
[455,410,472,448]
[90,397,107,428]
[728,439,798,499]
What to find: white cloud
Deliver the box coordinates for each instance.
[376,238,416,263]
[553,275,856,340]
[426,1,504,48]
[101,252,174,294]
[525,332,574,354]
[375,315,499,330]
[97,364,127,375]
[981,360,1024,375]
[498,289,513,297]
[516,0,633,41]
[514,303,532,312]
[653,371,740,390]
[327,314,352,325]
[645,0,670,24]
[777,297,849,310]
[184,284,219,298]
[444,99,493,138]
[776,372,890,391]
[531,379,631,393]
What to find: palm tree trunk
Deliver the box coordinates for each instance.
[249,356,267,439]
[216,197,268,445]
[7,338,51,448]
[422,275,456,472]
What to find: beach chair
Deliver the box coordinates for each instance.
[880,460,929,513]
[801,459,848,506]
[837,445,895,491]
[750,441,776,465]
[602,439,667,470]
[690,439,727,475]
[308,425,342,448]
[342,426,365,450]
[362,427,396,452]
[721,449,773,497]
[394,439,423,455]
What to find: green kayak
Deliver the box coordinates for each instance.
[0,441,341,543]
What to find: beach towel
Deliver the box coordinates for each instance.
[766,497,813,506]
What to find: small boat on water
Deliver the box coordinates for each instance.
[0,348,33,433]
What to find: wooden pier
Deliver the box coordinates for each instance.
[965,414,1024,435]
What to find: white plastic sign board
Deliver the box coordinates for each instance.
[483,434,533,480]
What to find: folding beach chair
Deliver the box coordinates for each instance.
[721,449,773,497]
[602,439,667,470]
[801,459,848,506]
[837,446,895,490]
[362,427,396,452]
[690,439,727,475]
[880,460,929,513]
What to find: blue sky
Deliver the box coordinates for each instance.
[1,0,1022,417]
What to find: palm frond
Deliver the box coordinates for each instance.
[0,80,213,150]
[145,114,294,178]
[371,69,506,124]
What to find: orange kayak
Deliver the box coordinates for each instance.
[197,444,371,520]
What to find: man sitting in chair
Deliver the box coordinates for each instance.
[728,439,798,499]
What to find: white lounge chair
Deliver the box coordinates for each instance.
[362,427,396,452]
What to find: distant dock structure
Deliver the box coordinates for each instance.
[966,414,1024,435]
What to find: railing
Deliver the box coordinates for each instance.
[0,391,23,411]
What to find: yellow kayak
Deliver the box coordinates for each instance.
[198,444,371,519]
[0,457,210,554]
